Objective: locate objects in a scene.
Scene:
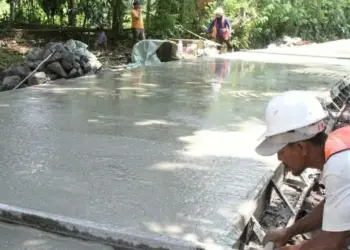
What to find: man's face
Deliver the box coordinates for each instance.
[216,14,222,18]
[277,143,308,176]
[135,4,141,9]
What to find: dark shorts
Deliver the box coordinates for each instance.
[132,28,145,43]
[216,36,233,51]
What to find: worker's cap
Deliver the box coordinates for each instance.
[133,0,141,5]
[215,7,224,15]
[255,120,326,156]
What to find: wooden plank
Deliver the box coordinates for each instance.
[271,180,296,215]
[251,216,265,243]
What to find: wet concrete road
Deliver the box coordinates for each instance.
[0,56,349,248]
[252,39,350,59]
[0,222,112,250]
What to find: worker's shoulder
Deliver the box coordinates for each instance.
[324,149,350,177]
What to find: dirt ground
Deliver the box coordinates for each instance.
[0,40,29,69]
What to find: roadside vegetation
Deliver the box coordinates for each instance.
[1,0,350,68]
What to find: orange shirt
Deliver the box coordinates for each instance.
[131,9,144,29]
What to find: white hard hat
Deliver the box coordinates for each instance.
[256,91,328,156]
[215,7,224,15]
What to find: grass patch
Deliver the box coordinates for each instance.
[0,48,27,69]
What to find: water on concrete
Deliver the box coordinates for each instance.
[0,56,349,248]
[0,222,112,250]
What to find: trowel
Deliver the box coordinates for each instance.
[246,242,276,250]
[263,242,276,250]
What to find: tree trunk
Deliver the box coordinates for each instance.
[9,0,16,21]
[146,0,151,29]
[179,0,185,24]
[30,0,34,21]
[82,0,90,28]
[68,0,76,26]
[112,0,126,38]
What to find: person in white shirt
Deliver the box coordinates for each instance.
[255,90,350,250]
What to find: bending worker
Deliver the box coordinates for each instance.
[255,91,350,250]
[205,7,233,52]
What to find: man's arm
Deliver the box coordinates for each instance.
[205,19,215,33]
[281,152,350,250]
[263,200,325,247]
[224,18,231,31]
[131,9,139,19]
[279,199,347,250]
[286,199,324,237]
[278,230,347,250]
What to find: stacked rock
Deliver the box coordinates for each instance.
[0,39,102,91]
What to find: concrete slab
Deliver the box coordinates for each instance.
[0,222,112,250]
[0,57,349,249]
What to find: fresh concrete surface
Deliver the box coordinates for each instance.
[250,39,350,59]
[0,56,349,248]
[0,222,112,250]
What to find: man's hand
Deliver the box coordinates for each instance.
[277,231,348,250]
[263,228,292,248]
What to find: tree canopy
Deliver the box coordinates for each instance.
[1,0,350,49]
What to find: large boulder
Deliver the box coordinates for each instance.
[47,62,67,78]
[61,59,73,72]
[0,69,5,83]
[28,60,40,70]
[68,68,80,78]
[43,43,65,62]
[3,66,30,80]
[80,61,92,73]
[28,72,48,86]
[73,61,80,69]
[27,47,43,61]
[1,75,21,90]
[77,67,83,76]
[47,73,59,81]
[80,55,89,63]
[62,50,75,62]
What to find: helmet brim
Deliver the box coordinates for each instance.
[255,136,287,156]
[255,120,326,156]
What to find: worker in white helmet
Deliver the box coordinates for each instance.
[256,91,350,250]
[205,7,233,52]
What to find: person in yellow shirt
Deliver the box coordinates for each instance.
[131,0,145,44]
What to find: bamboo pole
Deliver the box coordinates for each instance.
[13,52,54,90]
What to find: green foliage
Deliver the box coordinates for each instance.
[146,0,180,38]
[249,0,350,47]
[1,0,350,49]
